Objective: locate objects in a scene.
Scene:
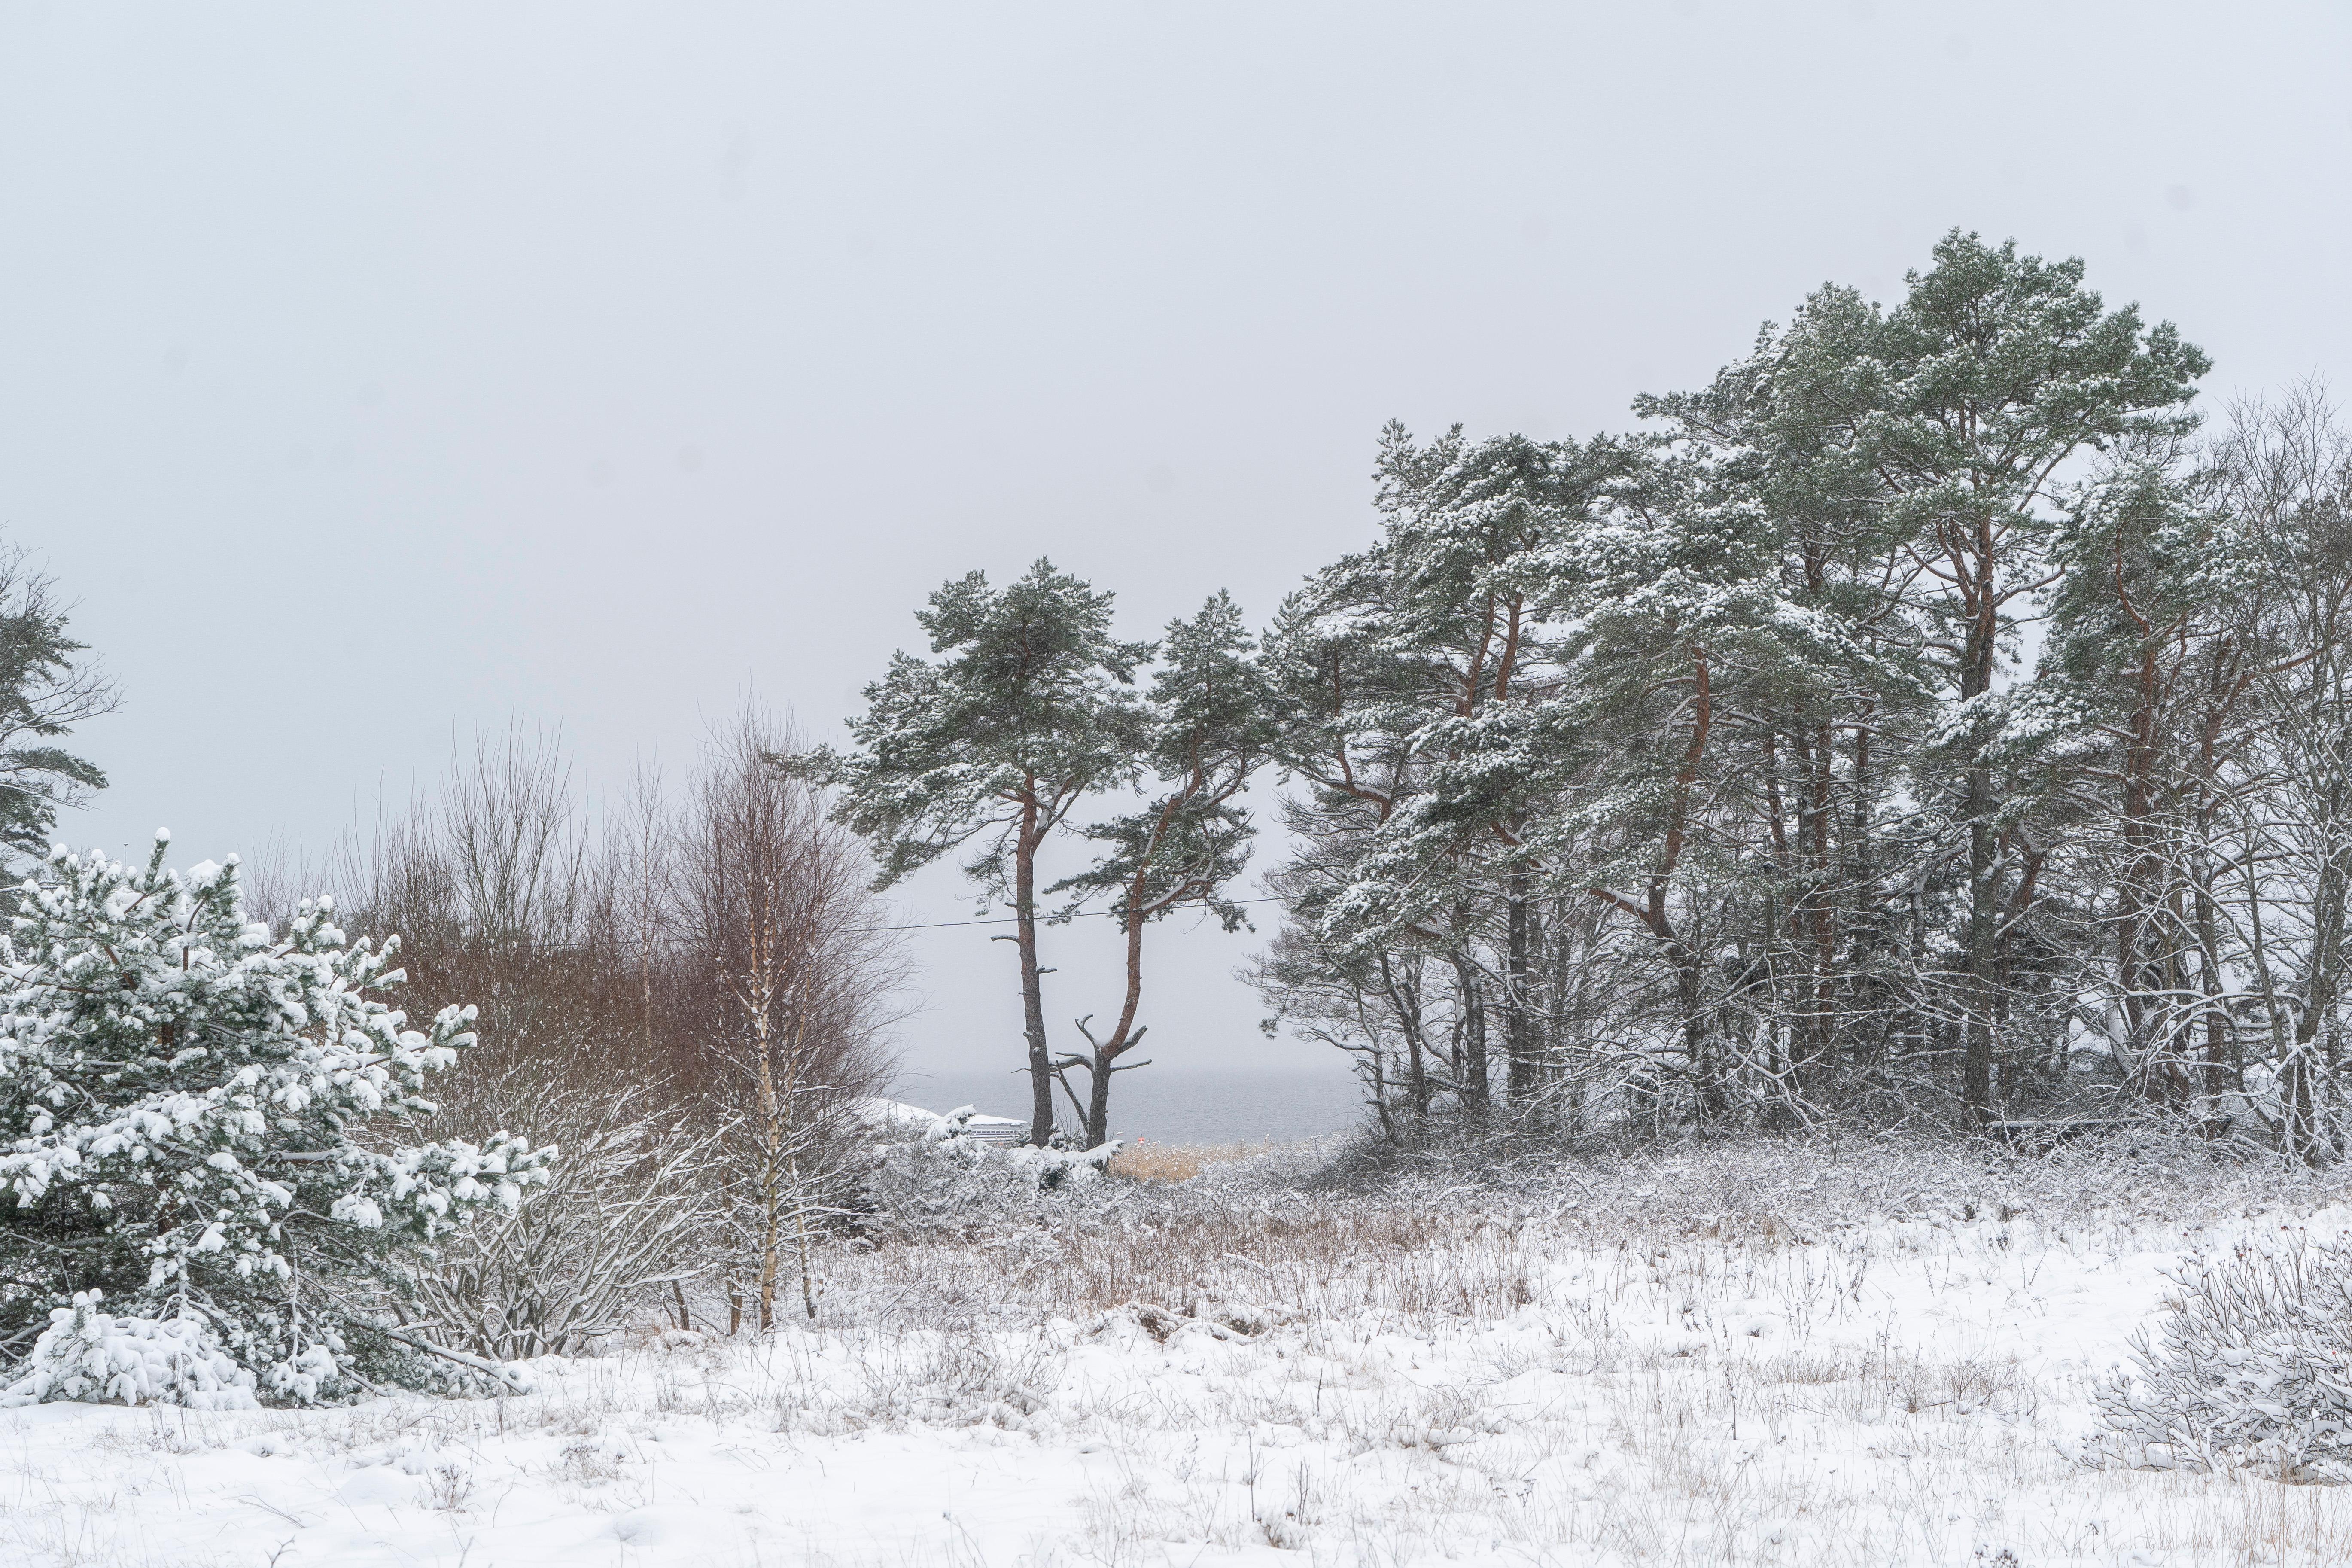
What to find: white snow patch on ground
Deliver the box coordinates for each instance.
[10,1201,2352,1564]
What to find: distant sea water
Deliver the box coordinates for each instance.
[892,1066,1367,1146]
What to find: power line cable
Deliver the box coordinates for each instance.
[846,895,1284,934]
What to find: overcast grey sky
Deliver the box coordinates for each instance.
[4,2,2348,1087]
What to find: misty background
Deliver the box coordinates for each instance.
[3,3,2347,1130]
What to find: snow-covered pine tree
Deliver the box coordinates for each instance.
[1245,233,2352,1148]
[1635,286,1933,1104]
[1869,231,2209,1127]
[2047,444,2260,1117]
[0,834,551,1405]
[1261,426,1631,1119]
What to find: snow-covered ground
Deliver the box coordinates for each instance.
[9,1141,2352,1567]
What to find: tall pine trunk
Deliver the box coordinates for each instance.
[1807,721,1836,1081]
[1013,790,1055,1146]
[1959,534,2001,1131]
[1504,871,1539,1106]
[1450,951,1490,1119]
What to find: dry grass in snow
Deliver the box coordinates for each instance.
[8,1135,2352,1567]
[1107,1140,1284,1183]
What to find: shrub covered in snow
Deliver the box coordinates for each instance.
[0,836,554,1404]
[2090,1235,2352,1481]
[415,1081,717,1361]
[857,1106,1119,1238]
[0,1290,256,1409]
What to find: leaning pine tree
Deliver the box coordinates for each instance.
[0,834,551,1407]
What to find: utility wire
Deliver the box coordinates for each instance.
[846,895,1284,934]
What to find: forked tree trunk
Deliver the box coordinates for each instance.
[1377,950,1430,1123]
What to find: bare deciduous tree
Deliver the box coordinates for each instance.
[675,708,902,1329]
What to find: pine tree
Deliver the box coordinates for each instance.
[0,546,117,864]
[1261,426,1638,1116]
[2048,443,2258,1110]
[1548,439,1801,1122]
[810,560,1150,1145]
[1871,231,2209,1126]
[0,836,549,1404]
[1637,286,1929,1098]
[1050,592,1270,1145]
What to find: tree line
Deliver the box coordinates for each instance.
[9,226,2352,1168]
[821,230,2352,1158]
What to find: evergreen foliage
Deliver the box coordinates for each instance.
[1047,592,1271,1143]
[810,559,1152,1145]
[0,545,116,863]
[0,835,550,1403]
[1,1290,255,1409]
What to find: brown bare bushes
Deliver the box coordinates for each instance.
[294,714,903,1349]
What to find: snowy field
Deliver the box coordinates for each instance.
[8,1139,2352,1568]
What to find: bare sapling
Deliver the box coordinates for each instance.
[679,707,902,1331]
